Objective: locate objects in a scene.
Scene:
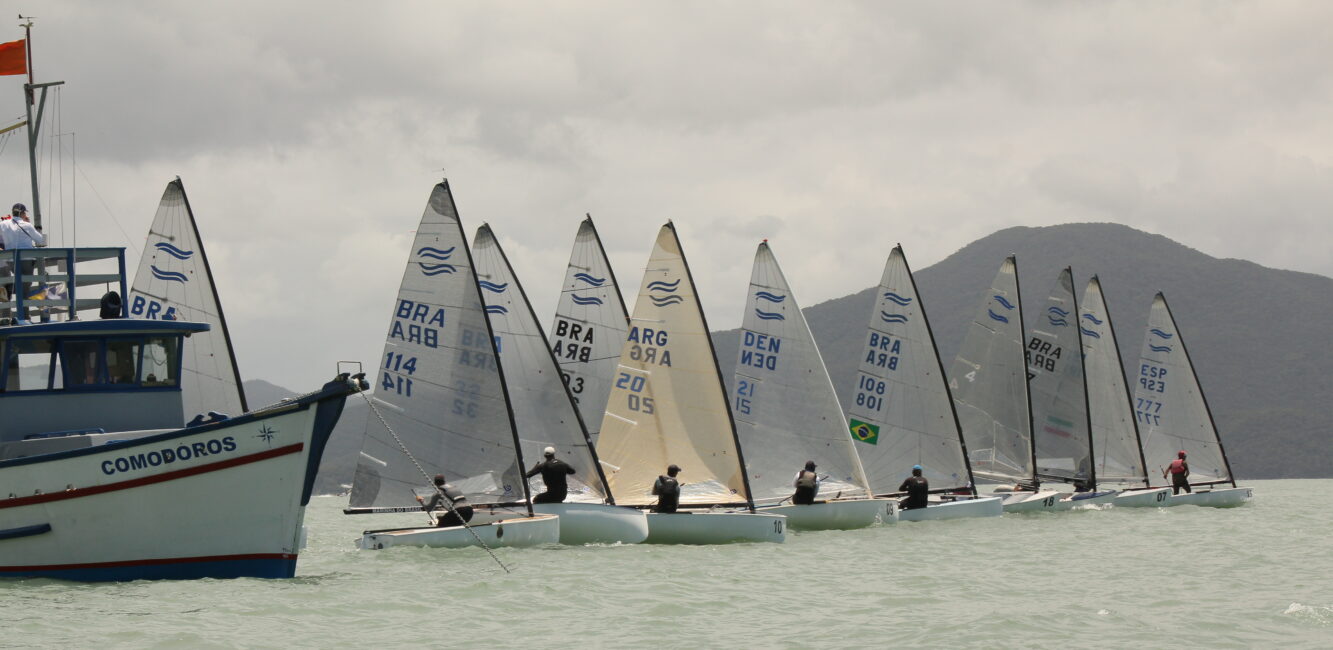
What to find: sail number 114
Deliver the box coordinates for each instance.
[382,352,419,397]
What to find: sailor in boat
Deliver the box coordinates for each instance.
[898,465,930,511]
[416,474,474,527]
[1072,456,1093,493]
[1164,451,1191,495]
[651,464,682,513]
[525,446,577,504]
[0,203,45,323]
[792,460,820,505]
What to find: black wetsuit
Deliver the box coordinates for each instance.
[792,470,818,505]
[526,457,576,504]
[424,484,473,527]
[898,475,929,510]
[652,475,681,513]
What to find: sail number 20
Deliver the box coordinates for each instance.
[615,372,655,414]
[382,352,418,397]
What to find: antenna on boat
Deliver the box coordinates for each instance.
[18,15,64,232]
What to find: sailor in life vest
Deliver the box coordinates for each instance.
[651,464,682,513]
[1163,451,1191,495]
[792,460,820,505]
[416,474,473,527]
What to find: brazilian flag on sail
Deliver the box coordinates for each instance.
[849,418,879,445]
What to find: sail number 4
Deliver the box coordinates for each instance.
[382,352,418,397]
[615,372,655,414]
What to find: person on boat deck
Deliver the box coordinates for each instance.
[1072,456,1093,493]
[898,465,930,510]
[792,460,820,505]
[416,474,473,527]
[652,464,682,513]
[0,203,45,322]
[525,446,576,504]
[1164,451,1191,495]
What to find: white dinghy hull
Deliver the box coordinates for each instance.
[999,490,1068,513]
[1113,487,1173,507]
[1061,490,1119,508]
[761,499,889,531]
[358,514,560,550]
[643,511,786,544]
[1168,487,1253,508]
[899,496,1003,522]
[532,502,649,544]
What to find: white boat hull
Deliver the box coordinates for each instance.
[358,514,560,549]
[0,379,356,581]
[532,502,649,544]
[1168,486,1253,508]
[760,499,889,531]
[899,496,1004,522]
[1114,487,1173,507]
[643,511,786,544]
[1061,490,1118,508]
[999,490,1067,513]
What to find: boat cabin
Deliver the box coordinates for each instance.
[0,247,209,444]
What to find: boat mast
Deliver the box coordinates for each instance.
[1068,267,1097,491]
[20,18,63,231]
[1012,255,1039,488]
[585,214,631,325]
[1160,293,1238,489]
[1095,276,1151,488]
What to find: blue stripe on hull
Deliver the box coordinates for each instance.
[2,556,297,582]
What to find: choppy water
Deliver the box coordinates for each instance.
[5,479,1330,648]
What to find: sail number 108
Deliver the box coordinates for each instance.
[382,352,418,397]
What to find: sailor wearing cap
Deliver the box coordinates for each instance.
[525,446,577,504]
[898,464,930,511]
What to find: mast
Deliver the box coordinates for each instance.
[585,214,630,325]
[901,245,980,496]
[1068,267,1096,491]
[1095,276,1150,487]
[668,222,757,512]
[1012,255,1038,487]
[19,19,62,232]
[1160,293,1237,488]
[483,223,616,504]
[176,177,249,412]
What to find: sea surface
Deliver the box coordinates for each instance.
[4,479,1331,648]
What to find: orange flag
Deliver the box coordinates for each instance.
[0,39,26,76]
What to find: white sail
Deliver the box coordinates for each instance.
[1029,268,1093,486]
[1133,294,1234,487]
[127,178,246,419]
[1080,277,1149,486]
[950,256,1033,485]
[597,223,752,507]
[847,246,975,494]
[549,216,630,444]
[472,223,611,503]
[731,242,869,502]
[349,182,527,510]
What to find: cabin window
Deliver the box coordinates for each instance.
[106,339,142,385]
[139,337,179,387]
[63,339,102,386]
[3,339,57,391]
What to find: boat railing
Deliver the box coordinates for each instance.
[0,247,129,325]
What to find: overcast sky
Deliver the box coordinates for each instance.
[2,1,1330,393]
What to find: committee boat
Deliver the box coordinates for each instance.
[732,241,889,530]
[595,223,785,544]
[344,182,558,549]
[1131,293,1252,507]
[846,246,1001,522]
[471,223,646,544]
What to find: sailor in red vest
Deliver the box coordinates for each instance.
[1163,451,1191,495]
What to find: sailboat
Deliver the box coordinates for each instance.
[1131,293,1252,507]
[127,177,248,420]
[731,241,888,530]
[471,223,647,544]
[950,256,1063,512]
[595,223,786,544]
[846,246,1002,521]
[1078,277,1169,507]
[1028,268,1117,508]
[345,181,559,549]
[549,215,630,448]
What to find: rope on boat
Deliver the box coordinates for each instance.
[356,391,512,574]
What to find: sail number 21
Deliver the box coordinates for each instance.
[382,352,418,397]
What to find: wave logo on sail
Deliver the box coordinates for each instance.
[149,266,188,284]
[573,272,606,287]
[485,305,508,315]
[848,418,880,445]
[1047,315,1069,327]
[1150,328,1174,340]
[648,278,683,307]
[570,294,603,306]
[1082,313,1104,325]
[987,309,1009,324]
[993,295,1015,310]
[755,291,786,303]
[1149,343,1172,353]
[417,246,457,276]
[755,308,785,321]
[883,292,913,306]
[153,242,194,260]
[1080,326,1101,339]
[478,280,508,293]
[880,311,908,324]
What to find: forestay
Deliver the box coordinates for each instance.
[846,246,974,494]
[1080,277,1149,487]
[950,256,1033,485]
[549,216,629,444]
[1029,268,1094,487]
[348,182,528,511]
[1133,294,1235,487]
[472,223,611,503]
[731,242,869,503]
[128,178,247,419]
[597,223,752,507]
